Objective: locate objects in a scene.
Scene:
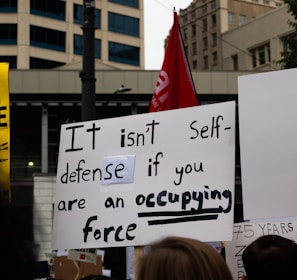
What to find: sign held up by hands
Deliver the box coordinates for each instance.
[52,101,236,250]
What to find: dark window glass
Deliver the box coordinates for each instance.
[0,24,17,44]
[108,0,138,8]
[109,41,139,66]
[0,0,17,12]
[10,106,42,178]
[212,14,216,27]
[232,54,238,70]
[0,56,17,68]
[73,4,101,28]
[108,12,139,37]
[259,46,265,65]
[73,34,101,59]
[202,18,207,32]
[30,0,65,20]
[212,33,217,46]
[30,25,65,52]
[30,57,64,69]
[251,50,257,68]
[192,24,196,36]
[203,55,208,69]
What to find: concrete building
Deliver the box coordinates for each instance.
[0,0,144,70]
[222,5,294,71]
[178,0,284,71]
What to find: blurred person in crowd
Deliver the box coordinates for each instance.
[135,235,233,280]
[241,234,297,280]
[0,189,36,279]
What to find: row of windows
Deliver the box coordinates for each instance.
[0,23,140,67]
[0,0,17,12]
[182,1,216,22]
[202,52,218,69]
[0,1,139,38]
[0,0,139,13]
[31,0,65,20]
[228,12,247,25]
[183,14,217,40]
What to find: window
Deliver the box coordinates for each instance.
[232,54,238,70]
[108,0,139,8]
[211,14,216,27]
[212,33,217,46]
[109,41,139,66]
[108,12,139,37]
[202,5,207,14]
[192,24,196,36]
[30,57,64,69]
[249,43,270,68]
[0,56,17,68]
[30,0,65,21]
[0,24,17,44]
[212,51,218,65]
[258,46,265,65]
[210,1,216,9]
[74,34,101,59]
[203,55,208,69]
[251,50,257,68]
[0,0,17,12]
[228,12,234,24]
[193,60,197,69]
[192,42,197,55]
[74,4,101,29]
[202,18,207,32]
[183,28,188,40]
[203,37,208,50]
[30,25,65,52]
[239,15,246,25]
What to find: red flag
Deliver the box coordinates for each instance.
[149,10,199,112]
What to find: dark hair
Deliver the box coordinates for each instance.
[242,234,297,280]
[136,236,233,280]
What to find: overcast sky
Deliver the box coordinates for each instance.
[144,0,193,70]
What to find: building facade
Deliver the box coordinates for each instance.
[0,0,144,70]
[222,5,294,71]
[178,0,284,71]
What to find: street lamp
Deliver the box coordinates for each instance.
[105,85,132,105]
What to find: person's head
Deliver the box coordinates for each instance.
[241,234,297,280]
[136,235,233,280]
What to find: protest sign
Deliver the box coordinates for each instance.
[52,101,235,249]
[238,68,297,220]
[225,220,297,280]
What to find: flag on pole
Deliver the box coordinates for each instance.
[0,62,10,202]
[149,10,199,112]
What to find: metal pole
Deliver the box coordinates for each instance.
[80,0,96,121]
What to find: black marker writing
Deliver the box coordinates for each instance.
[120,120,160,147]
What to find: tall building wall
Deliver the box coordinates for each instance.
[178,0,283,71]
[0,0,144,70]
[222,5,294,71]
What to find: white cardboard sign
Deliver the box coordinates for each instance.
[225,220,297,280]
[238,68,297,220]
[52,101,236,249]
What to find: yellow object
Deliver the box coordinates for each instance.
[0,63,10,202]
